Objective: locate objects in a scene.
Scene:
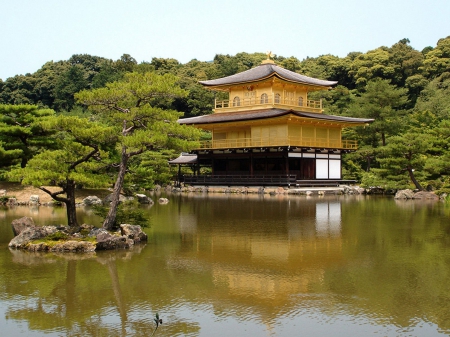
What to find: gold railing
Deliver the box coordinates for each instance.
[214,95,322,113]
[198,136,357,150]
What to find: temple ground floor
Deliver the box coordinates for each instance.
[170,147,356,187]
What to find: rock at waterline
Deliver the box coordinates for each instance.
[95,231,134,250]
[29,195,40,204]
[394,189,439,200]
[120,224,148,242]
[81,196,103,206]
[394,189,415,199]
[412,191,439,200]
[9,225,58,249]
[158,198,169,204]
[11,216,35,236]
[135,194,154,204]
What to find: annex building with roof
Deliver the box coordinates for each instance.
[170,56,373,187]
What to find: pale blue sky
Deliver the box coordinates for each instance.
[1,0,449,80]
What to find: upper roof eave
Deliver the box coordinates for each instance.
[199,63,338,89]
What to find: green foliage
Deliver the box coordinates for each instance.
[115,54,138,72]
[212,52,266,77]
[0,104,56,168]
[424,120,450,177]
[76,72,202,154]
[359,171,384,189]
[10,115,116,186]
[374,131,433,190]
[341,159,365,181]
[92,200,150,229]
[46,232,69,241]
[125,149,180,190]
[349,47,394,87]
[414,72,450,119]
[8,115,117,227]
[31,231,98,247]
[0,195,12,204]
[53,66,88,111]
[420,36,450,79]
[348,79,408,147]
[91,62,124,88]
[151,57,180,74]
[0,74,37,105]
[0,54,129,112]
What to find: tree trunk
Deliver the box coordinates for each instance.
[407,168,423,191]
[366,155,371,172]
[103,146,129,230]
[65,180,79,228]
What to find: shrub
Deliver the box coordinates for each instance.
[92,200,151,229]
[0,195,13,205]
[47,232,69,241]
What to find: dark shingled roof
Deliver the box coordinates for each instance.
[199,62,338,88]
[178,108,374,125]
[168,153,198,164]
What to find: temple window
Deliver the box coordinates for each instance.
[260,93,268,104]
[275,93,281,103]
[298,97,304,106]
[233,96,241,106]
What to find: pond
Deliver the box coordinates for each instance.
[0,193,450,336]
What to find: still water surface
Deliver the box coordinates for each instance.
[0,193,450,336]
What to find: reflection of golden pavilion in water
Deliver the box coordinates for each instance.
[177,199,342,305]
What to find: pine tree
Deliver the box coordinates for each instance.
[76,72,201,230]
[9,115,116,228]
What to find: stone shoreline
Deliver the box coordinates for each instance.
[1,184,445,206]
[165,185,445,199]
[167,184,362,195]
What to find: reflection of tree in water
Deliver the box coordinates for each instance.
[4,246,200,336]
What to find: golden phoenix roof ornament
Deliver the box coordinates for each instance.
[262,51,275,64]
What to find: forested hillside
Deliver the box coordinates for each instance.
[1,37,449,192]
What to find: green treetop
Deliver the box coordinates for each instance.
[0,104,56,168]
[348,79,409,147]
[374,131,433,190]
[9,115,116,228]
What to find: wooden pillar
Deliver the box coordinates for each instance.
[285,153,289,175]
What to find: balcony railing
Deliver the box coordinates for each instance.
[198,136,357,150]
[214,95,322,113]
[183,174,297,186]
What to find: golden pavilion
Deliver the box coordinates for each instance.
[171,56,373,187]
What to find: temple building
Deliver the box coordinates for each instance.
[171,56,373,187]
